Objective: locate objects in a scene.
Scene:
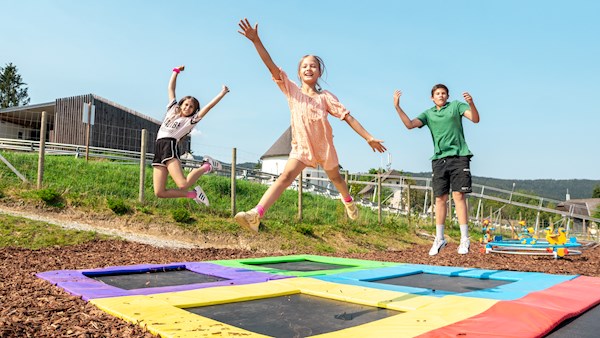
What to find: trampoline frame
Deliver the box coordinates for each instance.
[210,254,400,277]
[37,262,290,300]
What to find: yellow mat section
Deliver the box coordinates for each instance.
[90,278,497,337]
[91,294,271,337]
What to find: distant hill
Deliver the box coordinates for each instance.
[404,172,600,201]
[218,160,599,201]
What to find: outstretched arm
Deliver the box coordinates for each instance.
[195,85,230,122]
[343,115,387,153]
[238,18,279,78]
[168,66,185,102]
[393,90,423,129]
[462,92,480,123]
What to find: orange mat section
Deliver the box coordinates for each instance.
[416,276,600,338]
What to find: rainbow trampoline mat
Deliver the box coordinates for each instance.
[38,256,600,337]
[37,261,290,300]
[209,254,401,277]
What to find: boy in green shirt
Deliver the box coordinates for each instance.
[393,84,480,255]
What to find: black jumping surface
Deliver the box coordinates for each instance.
[245,260,354,272]
[372,272,512,293]
[88,267,228,290]
[545,303,600,338]
[186,293,401,337]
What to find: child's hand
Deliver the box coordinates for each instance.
[367,138,387,153]
[393,90,402,106]
[238,18,259,42]
[463,92,473,104]
[175,65,185,72]
[222,85,230,94]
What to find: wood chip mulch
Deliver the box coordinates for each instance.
[1,239,599,337]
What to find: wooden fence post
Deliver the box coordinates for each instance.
[298,170,303,221]
[377,173,382,225]
[431,186,435,227]
[85,102,91,162]
[407,184,411,228]
[37,111,47,189]
[138,129,147,203]
[231,148,237,216]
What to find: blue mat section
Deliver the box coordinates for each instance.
[315,263,578,300]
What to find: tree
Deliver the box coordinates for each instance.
[593,185,600,198]
[0,63,30,109]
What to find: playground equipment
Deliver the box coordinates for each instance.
[485,222,582,259]
[479,219,495,244]
[516,220,538,245]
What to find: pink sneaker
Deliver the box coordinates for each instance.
[202,155,222,173]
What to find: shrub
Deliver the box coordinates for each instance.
[171,208,193,223]
[36,188,64,208]
[295,224,315,237]
[107,197,131,215]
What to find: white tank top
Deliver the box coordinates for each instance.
[156,99,200,141]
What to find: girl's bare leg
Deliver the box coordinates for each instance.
[153,160,209,198]
[257,159,306,212]
[324,167,350,198]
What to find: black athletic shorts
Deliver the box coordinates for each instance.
[431,156,472,197]
[152,138,179,167]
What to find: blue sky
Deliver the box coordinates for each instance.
[2,0,598,180]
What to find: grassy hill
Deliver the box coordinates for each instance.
[0,152,444,254]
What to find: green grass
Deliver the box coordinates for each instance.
[0,214,112,249]
[0,151,468,251]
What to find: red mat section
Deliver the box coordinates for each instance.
[416,276,600,338]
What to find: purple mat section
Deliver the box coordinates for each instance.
[37,262,290,300]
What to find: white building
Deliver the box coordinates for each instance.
[260,127,333,191]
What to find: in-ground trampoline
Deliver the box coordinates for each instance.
[209,254,400,277]
[36,261,290,300]
[38,255,600,337]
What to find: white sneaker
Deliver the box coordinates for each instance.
[458,237,470,255]
[429,238,447,256]
[234,208,260,232]
[341,198,359,220]
[193,186,209,206]
[202,155,222,173]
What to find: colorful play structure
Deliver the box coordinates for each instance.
[37,254,600,337]
[481,220,584,259]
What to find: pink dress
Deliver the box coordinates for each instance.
[273,69,350,170]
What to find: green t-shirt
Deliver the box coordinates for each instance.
[417,100,473,160]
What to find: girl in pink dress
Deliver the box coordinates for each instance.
[234,18,386,232]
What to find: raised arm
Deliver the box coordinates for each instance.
[343,115,387,153]
[194,85,230,122]
[168,66,185,101]
[393,90,423,129]
[462,92,480,123]
[238,18,279,78]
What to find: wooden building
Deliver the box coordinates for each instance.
[0,94,191,154]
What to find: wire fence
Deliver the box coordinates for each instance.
[1,111,599,242]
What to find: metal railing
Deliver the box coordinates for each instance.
[1,137,598,240]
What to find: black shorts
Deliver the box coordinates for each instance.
[152,138,179,167]
[431,156,472,197]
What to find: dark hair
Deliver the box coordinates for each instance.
[297,55,327,92]
[178,96,200,114]
[431,84,449,96]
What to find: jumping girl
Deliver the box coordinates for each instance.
[152,65,229,206]
[234,19,386,232]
